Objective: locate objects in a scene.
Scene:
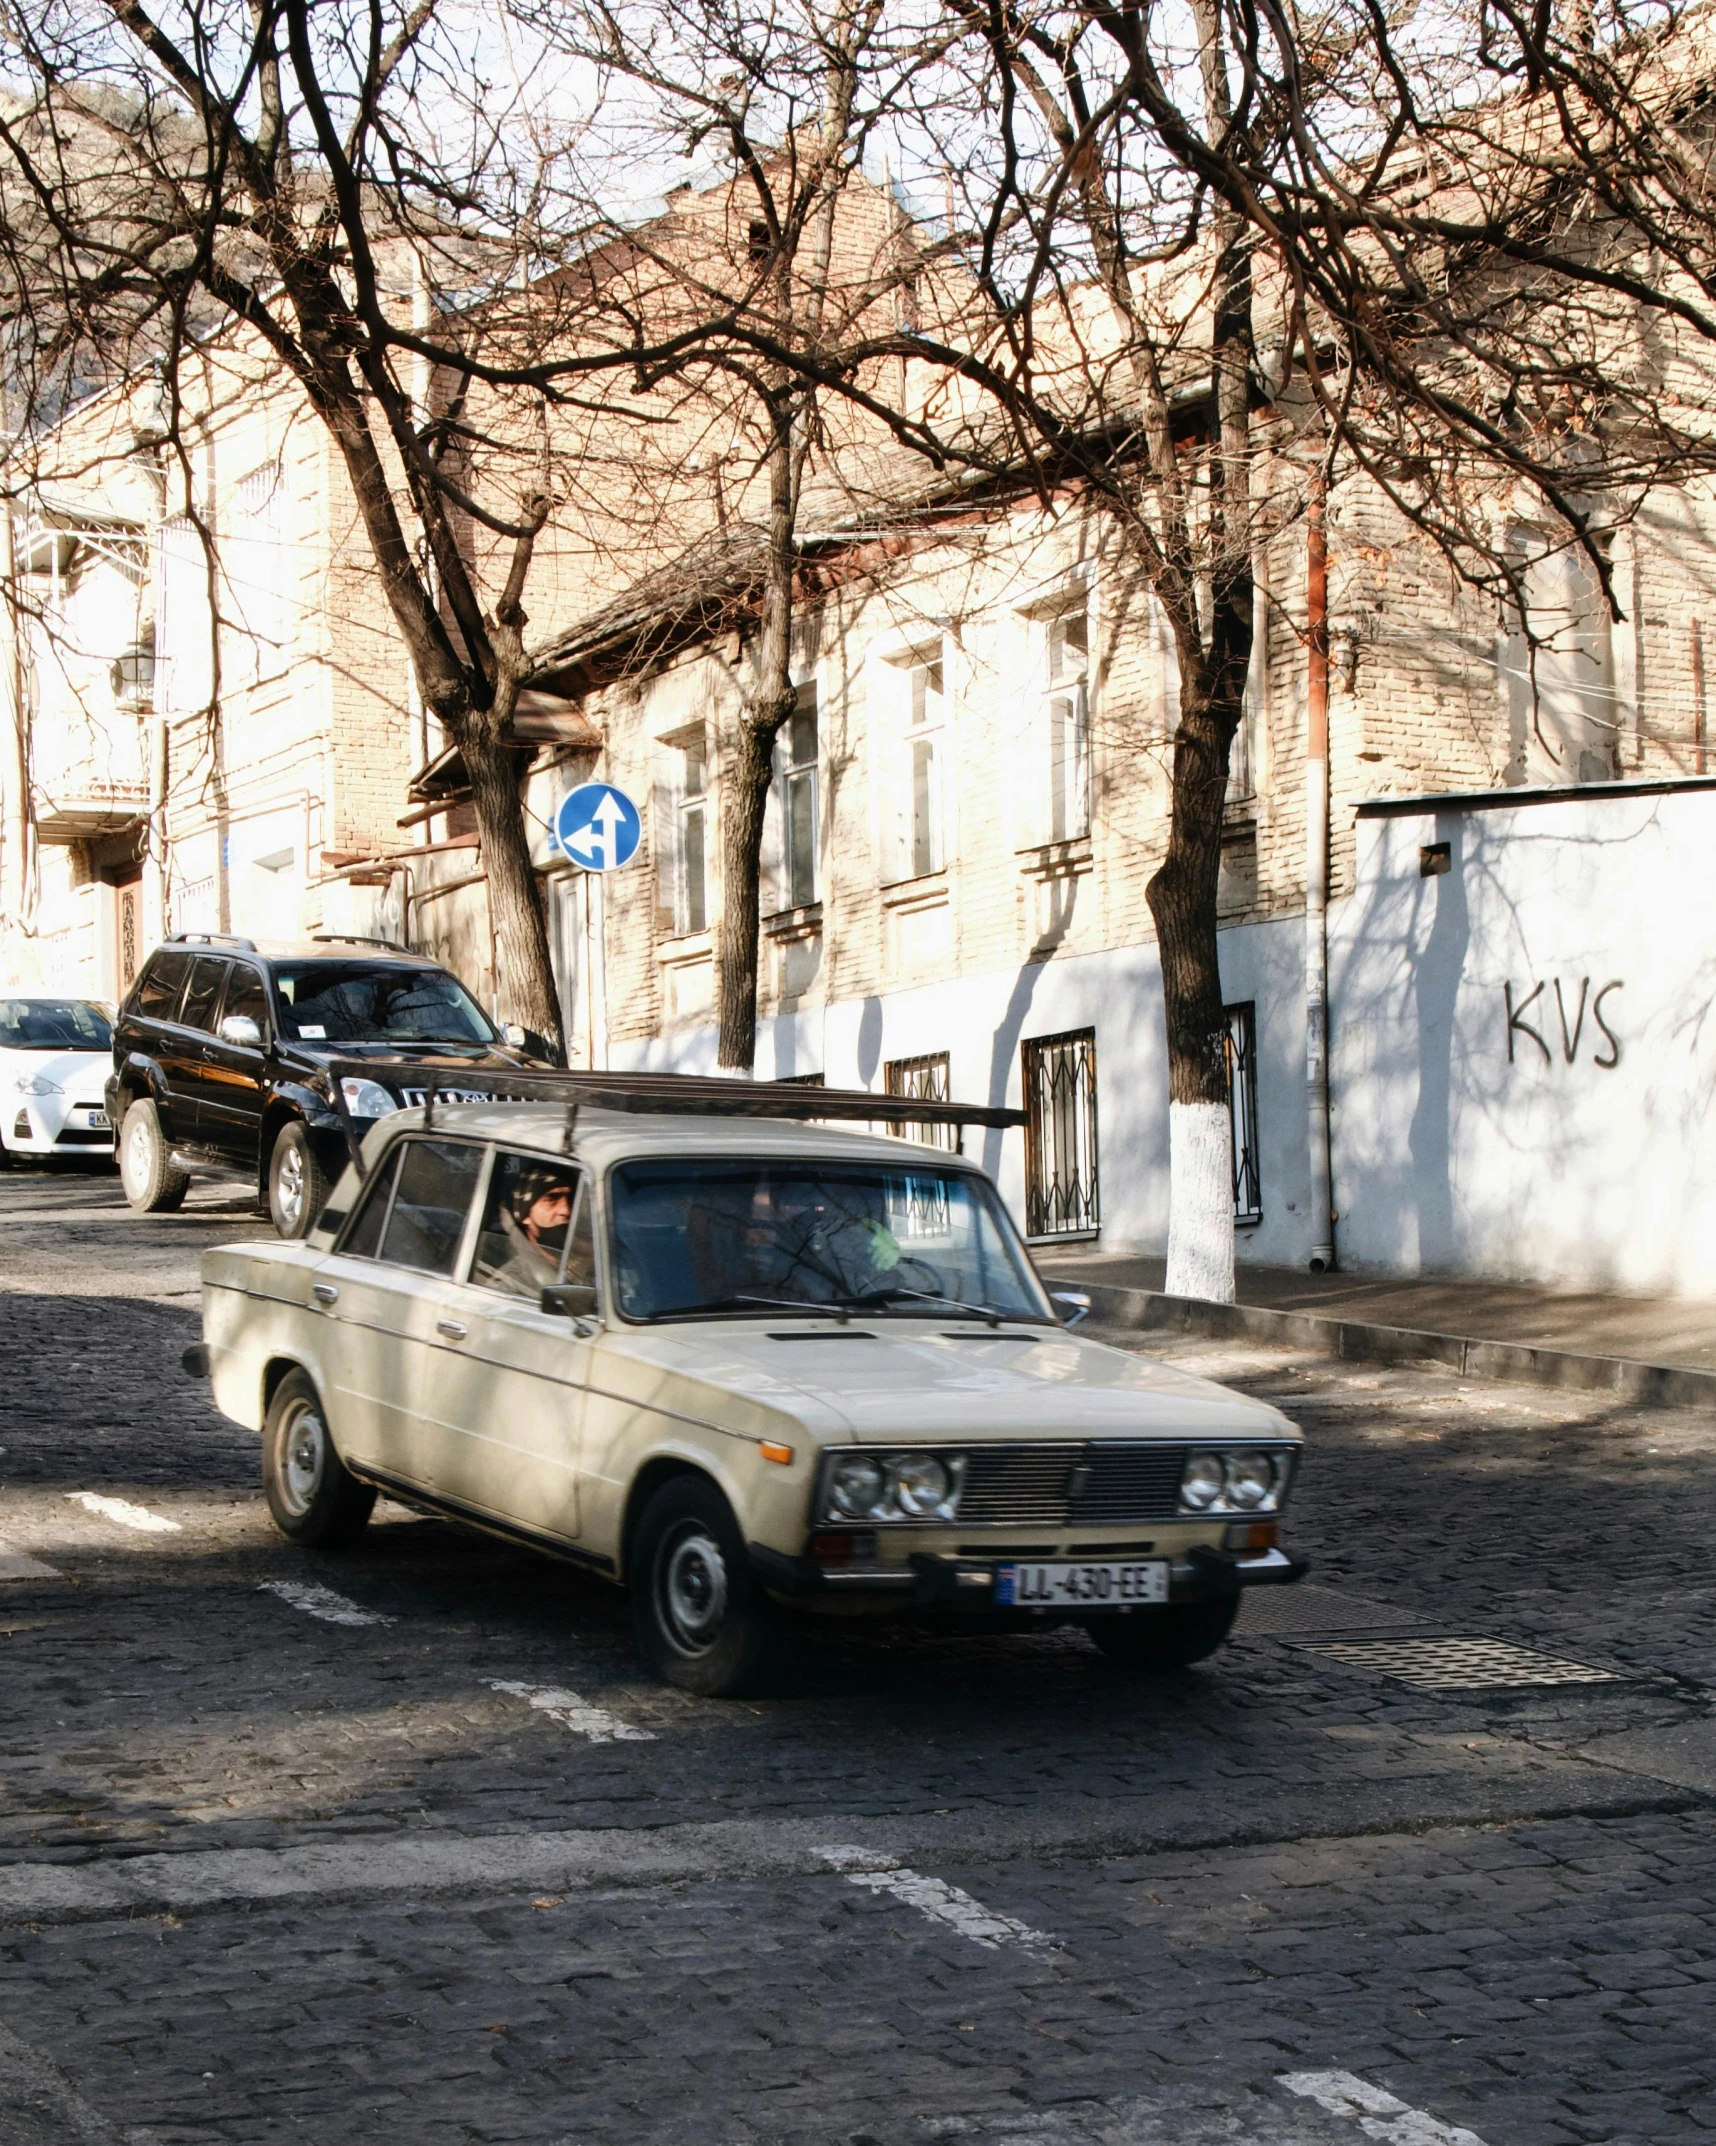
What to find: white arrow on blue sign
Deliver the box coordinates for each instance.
[551,781,642,873]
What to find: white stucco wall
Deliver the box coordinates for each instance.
[1328,782,1716,1296]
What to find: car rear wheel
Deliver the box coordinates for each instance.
[630,1476,779,1698]
[1085,1595,1238,1671]
[262,1369,375,1549]
[268,1121,329,1239]
[119,1098,190,1214]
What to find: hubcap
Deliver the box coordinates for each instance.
[275,1142,304,1227]
[659,1525,729,1654]
[125,1115,152,1189]
[279,1402,326,1516]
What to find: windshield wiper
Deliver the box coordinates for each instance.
[645,1292,852,1324]
[837,1285,1018,1328]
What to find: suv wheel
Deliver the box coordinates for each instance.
[119,1098,190,1214]
[262,1369,375,1548]
[1086,1596,1238,1671]
[268,1122,328,1239]
[631,1476,779,1697]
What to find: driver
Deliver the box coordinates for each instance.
[484,1166,577,1297]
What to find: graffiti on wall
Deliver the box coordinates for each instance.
[1505,979,1623,1068]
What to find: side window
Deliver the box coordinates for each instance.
[339,1145,403,1261]
[180,957,229,1032]
[375,1139,484,1275]
[471,1152,587,1300]
[136,952,192,1021]
[221,964,269,1034]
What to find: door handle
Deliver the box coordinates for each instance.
[311,1283,339,1307]
[437,1318,467,1341]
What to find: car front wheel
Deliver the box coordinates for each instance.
[1085,1595,1238,1671]
[268,1121,329,1239]
[630,1476,779,1697]
[262,1369,375,1548]
[119,1098,190,1214]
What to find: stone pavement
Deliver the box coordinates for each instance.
[1,1160,1714,2144]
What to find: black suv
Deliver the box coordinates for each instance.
[108,934,555,1236]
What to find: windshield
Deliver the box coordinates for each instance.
[609,1157,1052,1323]
[272,963,496,1045]
[0,998,112,1051]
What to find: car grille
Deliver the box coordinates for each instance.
[957,1442,1190,1527]
[54,1126,112,1146]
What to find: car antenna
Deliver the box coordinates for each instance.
[423,1067,438,1132]
[561,1097,579,1155]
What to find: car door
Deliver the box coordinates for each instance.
[418,1148,594,1541]
[125,951,194,1137]
[309,1133,487,1493]
[197,959,271,1166]
[164,953,230,1145]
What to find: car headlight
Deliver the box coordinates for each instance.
[1179,1447,1287,1514]
[339,1077,400,1120]
[12,1073,62,1095]
[821,1450,965,1524]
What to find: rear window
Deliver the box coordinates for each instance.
[135,953,191,1021]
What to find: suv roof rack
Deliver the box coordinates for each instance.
[322,1059,1025,1176]
[310,934,413,955]
[165,932,258,952]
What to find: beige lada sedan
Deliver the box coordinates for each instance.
[199,1101,1305,1695]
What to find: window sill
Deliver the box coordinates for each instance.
[763,901,823,941]
[656,930,712,967]
[1016,836,1093,879]
[880,870,949,910]
[1026,1225,1101,1246]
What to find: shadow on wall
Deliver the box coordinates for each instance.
[1407,809,1469,1268]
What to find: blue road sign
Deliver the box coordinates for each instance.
[551,781,642,873]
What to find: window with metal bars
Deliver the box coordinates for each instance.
[886,1050,954,1152]
[1021,1029,1099,1239]
[1225,1001,1262,1226]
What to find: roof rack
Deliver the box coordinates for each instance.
[165,931,258,952]
[310,933,414,954]
[321,1059,1026,1177]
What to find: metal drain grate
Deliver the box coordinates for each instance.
[1237,1582,1424,1637]
[1288,1635,1623,1690]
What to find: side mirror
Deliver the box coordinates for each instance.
[505,1023,551,1058]
[1050,1290,1092,1329]
[541,1281,598,1320]
[218,1013,262,1048]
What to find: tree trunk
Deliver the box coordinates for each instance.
[460,712,564,1059]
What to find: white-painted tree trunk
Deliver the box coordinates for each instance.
[1164,1100,1236,1302]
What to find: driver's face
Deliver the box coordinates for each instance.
[522,1186,574,1243]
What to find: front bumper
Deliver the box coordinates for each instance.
[4,1093,115,1155]
[749,1541,1307,1609]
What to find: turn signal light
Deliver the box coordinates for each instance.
[760,1441,795,1465]
[1223,1520,1279,1552]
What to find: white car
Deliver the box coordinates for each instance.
[0,995,116,1163]
[197,1091,1306,1695]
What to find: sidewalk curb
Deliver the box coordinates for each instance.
[1054,1278,1716,1409]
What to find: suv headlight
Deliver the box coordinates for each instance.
[821,1450,965,1525]
[339,1077,401,1120]
[12,1073,62,1095]
[1179,1448,1288,1515]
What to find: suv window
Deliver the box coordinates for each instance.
[135,952,192,1021]
[221,965,269,1033]
[375,1138,484,1274]
[180,957,229,1032]
[471,1152,591,1300]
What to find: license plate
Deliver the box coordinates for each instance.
[995,1559,1169,1609]
[84,1111,109,1129]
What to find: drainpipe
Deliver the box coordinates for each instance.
[0,502,26,939]
[1305,477,1336,1273]
[144,711,168,945]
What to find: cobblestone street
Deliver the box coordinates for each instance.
[2,1162,1714,2146]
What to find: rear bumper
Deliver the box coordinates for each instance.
[749,1541,1307,1609]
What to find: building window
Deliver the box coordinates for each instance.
[655,731,708,937]
[778,683,818,908]
[886,1049,953,1151]
[226,461,286,686]
[1226,1002,1261,1226]
[906,653,944,876]
[1044,603,1091,843]
[1022,1028,1099,1239]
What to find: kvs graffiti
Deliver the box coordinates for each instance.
[1505,979,1622,1068]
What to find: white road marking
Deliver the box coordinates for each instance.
[259,1579,395,1627]
[814,1843,1055,1950]
[66,1491,181,1534]
[1280,2070,1488,2145]
[0,1538,61,1581]
[486,1679,655,1744]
